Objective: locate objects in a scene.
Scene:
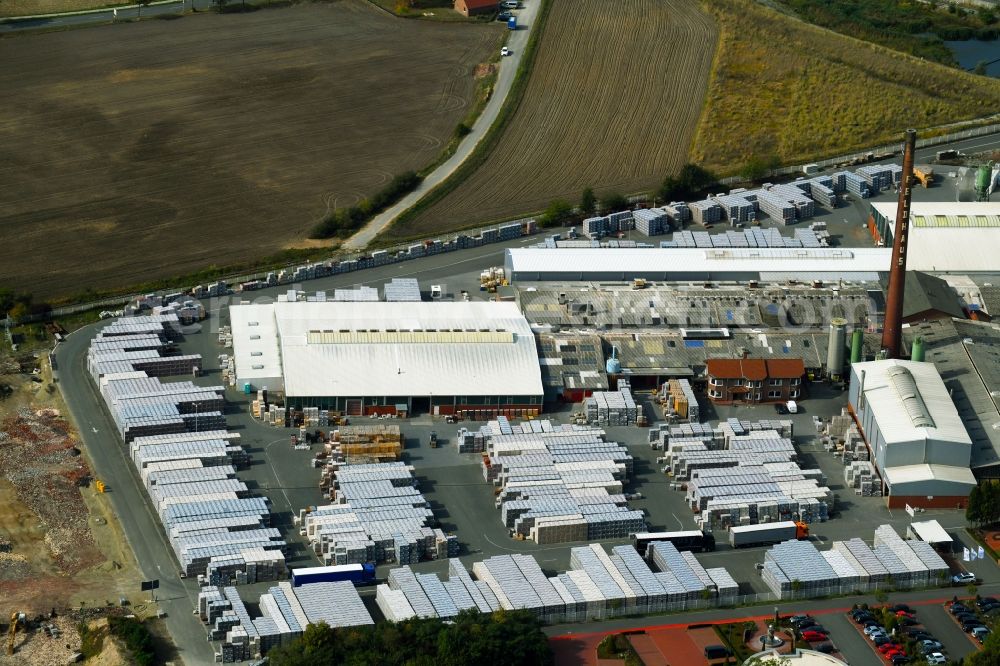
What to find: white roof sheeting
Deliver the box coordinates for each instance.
[872,201,1000,273]
[909,519,952,544]
[232,301,542,398]
[230,303,282,386]
[853,360,972,448]
[883,464,977,486]
[505,247,890,278]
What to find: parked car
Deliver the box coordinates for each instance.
[864,625,886,636]
[906,630,932,640]
[977,597,998,608]
[814,643,835,654]
[775,403,789,415]
[500,47,511,57]
[973,627,991,643]
[872,635,890,646]
[788,615,813,625]
[950,603,971,614]
[802,631,826,642]
[963,623,988,633]
[953,572,978,585]
[919,639,943,651]
[889,604,913,613]
[926,654,947,665]
[878,643,901,654]
[889,656,910,665]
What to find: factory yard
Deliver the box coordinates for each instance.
[0,0,501,298]
[390,0,718,239]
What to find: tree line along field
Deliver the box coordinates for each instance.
[690,0,1000,174]
[387,0,719,240]
[0,0,501,299]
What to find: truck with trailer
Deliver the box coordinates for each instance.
[631,530,716,555]
[291,563,376,587]
[728,521,809,548]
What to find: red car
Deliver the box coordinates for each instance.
[878,644,900,654]
[801,631,826,642]
[895,610,914,618]
[885,649,906,659]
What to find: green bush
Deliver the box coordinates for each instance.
[310,171,423,239]
[107,616,155,666]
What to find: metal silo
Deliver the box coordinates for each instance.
[827,318,847,380]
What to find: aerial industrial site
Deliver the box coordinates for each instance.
[2,0,1000,664]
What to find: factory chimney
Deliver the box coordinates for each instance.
[880,129,917,359]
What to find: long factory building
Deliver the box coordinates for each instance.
[230,300,544,417]
[504,247,891,283]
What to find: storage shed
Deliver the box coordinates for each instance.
[848,360,977,508]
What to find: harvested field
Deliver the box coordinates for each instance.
[0,1,501,298]
[389,0,718,239]
[690,0,1000,174]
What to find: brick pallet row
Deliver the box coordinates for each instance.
[762,524,948,599]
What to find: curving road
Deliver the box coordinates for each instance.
[343,0,542,249]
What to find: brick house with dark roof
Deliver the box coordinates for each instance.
[705,358,805,405]
[454,0,498,16]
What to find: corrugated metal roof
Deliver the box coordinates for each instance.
[853,360,972,448]
[233,302,543,398]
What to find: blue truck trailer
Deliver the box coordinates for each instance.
[291,563,375,587]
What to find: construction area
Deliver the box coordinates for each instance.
[0,353,146,665]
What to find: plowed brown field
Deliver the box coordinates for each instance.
[389,0,718,239]
[0,1,500,298]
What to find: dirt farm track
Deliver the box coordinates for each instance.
[391,0,718,239]
[0,1,500,298]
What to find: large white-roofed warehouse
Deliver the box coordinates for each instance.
[230,301,544,417]
[503,247,890,283]
[848,359,977,509]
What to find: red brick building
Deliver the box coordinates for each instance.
[454,0,499,16]
[705,358,805,405]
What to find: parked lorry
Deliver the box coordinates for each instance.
[728,521,809,548]
[291,563,376,587]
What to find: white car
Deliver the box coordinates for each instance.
[926,654,947,665]
[501,47,511,57]
[953,572,977,584]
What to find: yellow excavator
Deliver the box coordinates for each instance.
[7,612,25,656]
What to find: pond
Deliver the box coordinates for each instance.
[946,38,1000,77]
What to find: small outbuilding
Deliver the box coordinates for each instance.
[906,519,953,552]
[454,0,499,17]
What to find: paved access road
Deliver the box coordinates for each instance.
[55,324,217,666]
[343,0,542,249]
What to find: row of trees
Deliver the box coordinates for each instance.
[267,609,553,666]
[966,481,1000,526]
[536,163,722,229]
[310,171,423,240]
[0,289,48,324]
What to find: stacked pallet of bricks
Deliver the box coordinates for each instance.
[762,184,815,221]
[454,426,487,453]
[376,542,739,625]
[856,164,899,192]
[761,524,948,599]
[710,193,757,224]
[689,199,722,225]
[663,202,691,225]
[326,424,402,462]
[199,581,373,663]
[88,315,283,581]
[845,461,882,496]
[843,171,871,198]
[633,208,671,236]
[204,548,286,587]
[219,354,236,387]
[584,382,639,426]
[479,419,643,544]
[660,378,699,422]
[581,210,634,239]
[792,176,838,208]
[302,461,453,564]
[754,189,797,224]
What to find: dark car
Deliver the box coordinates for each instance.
[890,656,910,665]
[950,604,971,614]
[873,636,891,646]
[775,403,789,415]
[955,613,979,623]
[977,597,998,607]
[906,630,932,640]
[801,625,827,634]
[889,604,912,612]
[965,623,988,633]
[815,643,835,654]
